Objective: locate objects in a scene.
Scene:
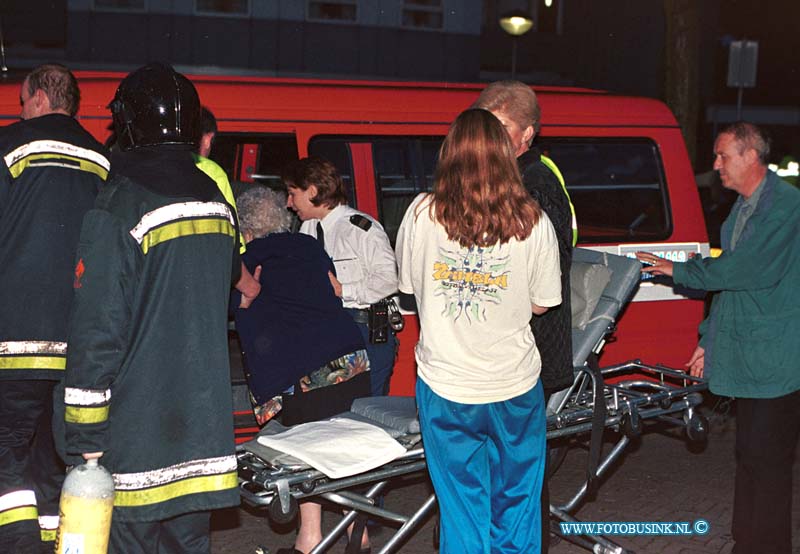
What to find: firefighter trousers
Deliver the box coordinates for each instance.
[109,511,211,554]
[0,379,65,553]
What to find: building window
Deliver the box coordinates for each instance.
[196,0,249,15]
[307,1,357,22]
[93,0,145,10]
[402,0,443,30]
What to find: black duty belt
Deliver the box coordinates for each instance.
[346,308,370,325]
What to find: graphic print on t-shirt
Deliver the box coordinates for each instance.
[431,244,510,323]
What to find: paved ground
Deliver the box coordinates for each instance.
[210,397,800,554]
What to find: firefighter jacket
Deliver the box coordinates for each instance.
[56,147,240,522]
[0,114,109,381]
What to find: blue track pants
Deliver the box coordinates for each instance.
[416,378,546,554]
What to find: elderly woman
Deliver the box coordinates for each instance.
[231,186,369,426]
[231,187,371,554]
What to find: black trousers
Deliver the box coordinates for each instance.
[732,390,800,554]
[0,379,64,554]
[109,511,211,554]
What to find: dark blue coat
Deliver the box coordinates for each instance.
[233,232,365,402]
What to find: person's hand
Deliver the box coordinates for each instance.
[686,345,705,377]
[82,452,103,461]
[328,271,342,297]
[635,252,674,277]
[531,303,548,316]
[239,265,262,309]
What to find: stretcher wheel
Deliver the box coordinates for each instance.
[268,495,298,524]
[686,413,709,442]
[620,412,642,438]
[300,479,317,493]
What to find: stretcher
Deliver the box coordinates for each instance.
[236,248,708,554]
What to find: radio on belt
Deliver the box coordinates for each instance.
[368,300,390,343]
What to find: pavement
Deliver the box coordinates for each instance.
[210,395,800,554]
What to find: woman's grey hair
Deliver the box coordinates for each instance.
[237,186,293,239]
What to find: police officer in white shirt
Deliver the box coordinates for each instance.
[284,156,399,396]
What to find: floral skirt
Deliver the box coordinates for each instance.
[251,349,370,426]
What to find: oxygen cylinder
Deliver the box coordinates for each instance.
[55,458,115,554]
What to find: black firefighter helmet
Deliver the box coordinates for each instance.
[110,63,201,151]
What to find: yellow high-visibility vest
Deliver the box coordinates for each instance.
[540,155,578,246]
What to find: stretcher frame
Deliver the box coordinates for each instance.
[236,249,708,554]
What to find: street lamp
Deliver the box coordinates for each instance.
[499,11,533,80]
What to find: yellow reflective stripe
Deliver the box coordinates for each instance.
[130,202,233,242]
[113,471,237,507]
[540,155,578,246]
[65,405,109,424]
[195,156,246,254]
[40,528,57,542]
[8,153,109,181]
[140,218,235,254]
[0,355,66,370]
[0,506,39,527]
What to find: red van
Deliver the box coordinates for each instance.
[1,72,709,440]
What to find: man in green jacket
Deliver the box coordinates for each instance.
[637,122,800,554]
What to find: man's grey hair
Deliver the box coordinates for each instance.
[237,186,293,239]
[721,121,771,166]
[472,80,541,135]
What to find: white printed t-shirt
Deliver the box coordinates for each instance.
[395,193,562,404]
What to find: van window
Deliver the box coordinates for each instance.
[310,136,442,245]
[539,138,671,243]
[373,138,441,244]
[211,133,299,194]
[308,136,671,247]
[307,139,358,207]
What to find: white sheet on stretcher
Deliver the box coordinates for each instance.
[256,417,407,479]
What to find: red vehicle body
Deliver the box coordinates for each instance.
[1,72,709,441]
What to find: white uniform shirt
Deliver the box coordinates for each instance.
[300,204,398,309]
[395,194,562,404]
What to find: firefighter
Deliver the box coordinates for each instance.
[0,64,109,554]
[55,63,240,553]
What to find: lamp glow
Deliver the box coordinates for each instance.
[499,14,533,36]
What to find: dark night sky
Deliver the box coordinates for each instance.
[714,0,800,106]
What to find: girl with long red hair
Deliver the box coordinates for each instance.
[396,108,561,553]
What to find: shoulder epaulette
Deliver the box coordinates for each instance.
[349,214,372,231]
